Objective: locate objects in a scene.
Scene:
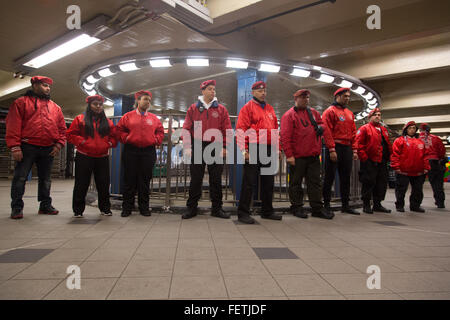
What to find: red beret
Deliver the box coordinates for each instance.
[293,89,310,98]
[135,90,152,100]
[252,81,266,90]
[86,95,105,104]
[403,121,417,131]
[30,76,53,85]
[200,80,216,90]
[368,108,381,118]
[420,123,431,131]
[334,87,350,96]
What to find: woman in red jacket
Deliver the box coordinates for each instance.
[116,90,164,217]
[391,121,430,212]
[67,95,117,218]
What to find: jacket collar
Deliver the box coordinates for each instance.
[197,96,218,110]
[252,97,266,108]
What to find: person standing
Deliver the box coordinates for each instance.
[116,90,164,217]
[419,123,447,209]
[236,81,282,224]
[6,76,66,219]
[356,108,392,214]
[280,89,335,219]
[181,80,232,219]
[67,95,117,218]
[322,88,360,215]
[391,121,430,212]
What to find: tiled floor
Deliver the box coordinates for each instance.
[0,179,450,300]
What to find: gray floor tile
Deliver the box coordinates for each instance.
[224,275,286,298]
[108,277,171,299]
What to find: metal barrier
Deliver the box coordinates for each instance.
[86,112,361,211]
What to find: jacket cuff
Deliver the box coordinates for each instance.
[329,148,336,152]
[11,146,21,152]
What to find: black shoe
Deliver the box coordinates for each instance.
[101,210,112,216]
[341,206,360,215]
[38,206,59,215]
[312,208,334,220]
[437,204,445,209]
[261,212,282,220]
[73,212,83,218]
[211,208,230,219]
[121,210,131,217]
[238,214,255,224]
[410,207,425,213]
[363,203,373,214]
[182,207,198,219]
[11,208,23,220]
[292,207,308,219]
[373,205,391,213]
[140,210,152,216]
[396,207,405,212]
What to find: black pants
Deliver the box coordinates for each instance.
[395,174,426,209]
[73,152,110,214]
[359,160,388,205]
[323,143,353,205]
[428,160,445,206]
[238,144,275,216]
[186,141,223,210]
[289,156,323,213]
[11,143,54,210]
[122,144,156,212]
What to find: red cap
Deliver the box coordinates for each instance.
[135,90,152,100]
[334,87,350,96]
[86,95,105,104]
[420,123,431,131]
[30,76,53,85]
[368,108,381,118]
[403,121,417,131]
[252,81,266,90]
[200,80,216,90]
[293,89,310,98]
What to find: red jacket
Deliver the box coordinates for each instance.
[280,106,333,158]
[182,100,232,146]
[356,122,392,163]
[116,109,164,147]
[6,92,66,149]
[236,99,279,151]
[67,114,117,158]
[419,132,446,160]
[391,136,430,176]
[322,103,356,150]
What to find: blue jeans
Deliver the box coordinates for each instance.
[11,143,54,210]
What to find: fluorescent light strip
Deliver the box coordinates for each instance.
[226,60,248,69]
[86,89,97,96]
[86,75,100,84]
[259,63,280,73]
[364,92,374,100]
[186,58,209,67]
[104,99,114,106]
[98,68,115,77]
[291,68,311,77]
[149,59,172,68]
[367,97,377,104]
[353,86,366,95]
[119,63,139,72]
[23,34,100,69]
[338,80,353,88]
[83,82,95,91]
[317,74,335,83]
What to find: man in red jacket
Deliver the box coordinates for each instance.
[419,123,447,208]
[181,80,232,219]
[236,81,281,224]
[281,89,334,219]
[322,88,359,215]
[391,121,430,212]
[356,108,392,214]
[6,76,66,219]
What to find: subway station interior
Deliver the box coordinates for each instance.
[0,0,450,301]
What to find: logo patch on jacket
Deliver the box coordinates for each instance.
[268,113,274,120]
[418,144,424,149]
[339,115,345,121]
[146,119,153,126]
[212,111,219,118]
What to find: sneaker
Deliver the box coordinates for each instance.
[373,205,391,213]
[410,207,425,213]
[292,207,308,219]
[101,210,113,216]
[121,210,131,217]
[73,213,83,218]
[211,208,230,219]
[11,208,23,220]
[182,207,198,219]
[341,206,360,215]
[38,206,59,215]
[238,214,255,224]
[261,212,282,220]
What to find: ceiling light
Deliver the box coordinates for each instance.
[98,68,116,77]
[86,89,97,96]
[23,34,100,69]
[338,80,353,88]
[86,75,100,84]
[83,82,95,90]
[367,97,377,104]
[291,68,311,77]
[119,63,139,72]
[226,60,248,69]
[259,63,280,73]
[104,99,114,106]
[186,58,209,66]
[353,86,366,95]
[317,74,335,83]
[149,59,172,68]
[364,92,374,100]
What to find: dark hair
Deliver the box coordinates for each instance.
[83,103,110,138]
[402,125,418,138]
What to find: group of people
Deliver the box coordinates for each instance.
[5,75,447,222]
